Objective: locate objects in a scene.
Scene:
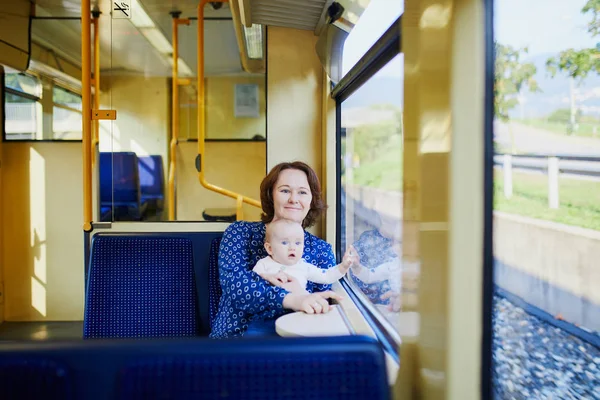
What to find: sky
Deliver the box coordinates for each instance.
[341,0,598,79]
[495,0,597,56]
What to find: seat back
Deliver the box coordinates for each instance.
[0,357,72,399]
[84,235,199,338]
[0,336,390,400]
[99,152,142,207]
[208,236,222,328]
[138,155,164,206]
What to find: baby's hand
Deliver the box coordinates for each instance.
[264,271,292,287]
[340,246,360,273]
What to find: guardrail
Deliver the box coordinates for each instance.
[494,153,600,208]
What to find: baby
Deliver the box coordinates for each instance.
[253,219,353,292]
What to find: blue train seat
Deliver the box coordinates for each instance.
[208,236,222,328]
[0,336,390,400]
[0,357,72,399]
[84,235,199,338]
[137,155,164,212]
[99,152,147,220]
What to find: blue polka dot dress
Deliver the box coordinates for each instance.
[210,221,336,338]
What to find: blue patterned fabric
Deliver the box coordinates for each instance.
[208,236,223,328]
[210,221,336,338]
[84,235,199,338]
[0,358,72,399]
[350,229,393,303]
[0,336,389,400]
[116,336,389,400]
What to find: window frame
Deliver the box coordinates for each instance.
[333,14,402,362]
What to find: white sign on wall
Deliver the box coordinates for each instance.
[112,1,131,19]
[234,84,259,118]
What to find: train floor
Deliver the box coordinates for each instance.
[493,295,600,400]
[0,321,83,341]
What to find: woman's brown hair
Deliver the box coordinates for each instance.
[260,161,327,228]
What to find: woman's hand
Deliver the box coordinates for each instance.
[264,273,306,293]
[282,291,343,314]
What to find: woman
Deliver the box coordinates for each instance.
[210,161,350,338]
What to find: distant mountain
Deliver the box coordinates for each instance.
[511,52,600,119]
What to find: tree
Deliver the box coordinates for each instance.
[494,43,540,153]
[494,43,540,122]
[546,0,600,133]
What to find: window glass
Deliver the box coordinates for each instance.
[5,73,41,98]
[53,86,82,111]
[493,0,600,398]
[52,107,82,140]
[340,53,404,334]
[5,92,37,140]
[341,0,403,77]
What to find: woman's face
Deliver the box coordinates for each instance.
[272,169,313,224]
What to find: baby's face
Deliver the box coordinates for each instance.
[267,224,305,266]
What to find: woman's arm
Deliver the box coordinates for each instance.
[218,222,289,315]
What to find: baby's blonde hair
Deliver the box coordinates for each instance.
[265,219,303,243]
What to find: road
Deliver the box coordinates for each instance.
[494,121,600,156]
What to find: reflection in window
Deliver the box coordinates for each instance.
[340,54,404,334]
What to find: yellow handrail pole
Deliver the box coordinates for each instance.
[168,14,180,220]
[91,12,100,168]
[82,1,92,231]
[236,195,244,220]
[168,15,190,221]
[196,0,261,209]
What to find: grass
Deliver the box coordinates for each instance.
[348,135,403,191]
[516,119,600,138]
[494,169,600,230]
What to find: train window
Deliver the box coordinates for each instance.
[52,86,82,140]
[4,72,41,140]
[339,53,403,337]
[493,0,600,398]
[341,0,403,77]
[3,71,82,141]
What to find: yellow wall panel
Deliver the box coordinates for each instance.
[1,143,83,321]
[267,27,323,236]
[176,141,265,221]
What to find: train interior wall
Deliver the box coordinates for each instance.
[0,25,327,322]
